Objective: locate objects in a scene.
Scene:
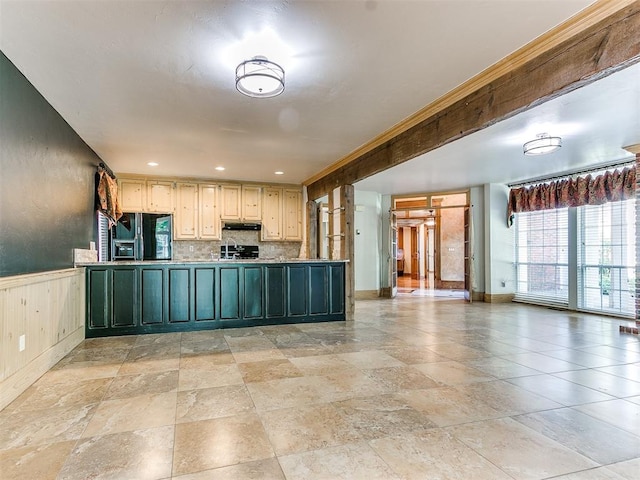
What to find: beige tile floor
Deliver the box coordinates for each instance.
[1,297,640,479]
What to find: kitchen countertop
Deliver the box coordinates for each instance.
[77,258,349,266]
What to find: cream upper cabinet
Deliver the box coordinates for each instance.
[118,179,146,212]
[199,184,221,240]
[220,184,241,220]
[283,189,302,241]
[147,181,174,213]
[175,183,198,239]
[242,185,262,221]
[261,187,282,241]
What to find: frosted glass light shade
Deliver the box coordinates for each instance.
[523,133,562,155]
[236,56,285,98]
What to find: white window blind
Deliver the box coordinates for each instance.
[577,199,635,316]
[97,212,110,262]
[514,208,569,306]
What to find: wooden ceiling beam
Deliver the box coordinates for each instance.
[305,1,640,200]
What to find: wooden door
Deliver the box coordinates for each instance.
[410,227,419,280]
[389,211,398,298]
[464,206,472,302]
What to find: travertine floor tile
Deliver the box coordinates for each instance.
[335,350,405,369]
[514,407,640,464]
[260,403,360,455]
[455,379,562,415]
[4,377,112,412]
[103,370,179,400]
[573,399,640,435]
[178,364,244,391]
[279,442,401,479]
[238,358,304,383]
[554,369,640,397]
[0,403,98,449]
[172,414,274,476]
[447,417,598,480]
[171,458,286,479]
[413,360,495,385]
[82,391,177,437]
[362,365,440,391]
[501,352,584,373]
[507,374,616,406]
[606,458,640,479]
[58,426,174,480]
[1,297,638,480]
[469,356,542,378]
[176,384,254,423]
[0,440,76,480]
[370,428,513,479]
[331,394,436,439]
[397,387,502,427]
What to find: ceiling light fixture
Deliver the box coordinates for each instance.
[215,166,225,171]
[274,171,284,175]
[147,162,159,167]
[523,133,562,156]
[236,56,285,98]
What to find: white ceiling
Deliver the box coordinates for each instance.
[2,0,636,195]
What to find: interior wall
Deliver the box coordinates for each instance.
[380,195,392,290]
[354,190,381,292]
[470,186,486,295]
[0,51,100,277]
[484,183,515,299]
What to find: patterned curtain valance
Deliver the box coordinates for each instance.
[507,166,636,227]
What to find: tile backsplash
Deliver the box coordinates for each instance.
[173,230,302,261]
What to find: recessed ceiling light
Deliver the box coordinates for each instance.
[274,171,284,175]
[147,162,159,167]
[215,166,225,171]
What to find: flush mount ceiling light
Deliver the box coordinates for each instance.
[236,56,285,98]
[523,133,562,155]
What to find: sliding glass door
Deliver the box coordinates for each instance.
[514,199,635,317]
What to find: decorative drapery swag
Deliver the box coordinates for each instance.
[507,166,636,227]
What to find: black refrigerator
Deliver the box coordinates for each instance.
[111,213,172,261]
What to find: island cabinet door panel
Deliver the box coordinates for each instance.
[88,269,110,329]
[112,269,137,327]
[243,267,264,319]
[168,268,191,323]
[287,265,308,316]
[194,267,216,322]
[309,265,328,315]
[141,268,164,325]
[220,267,241,320]
[330,264,345,314]
[265,265,286,318]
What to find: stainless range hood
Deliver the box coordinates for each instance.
[222,222,262,231]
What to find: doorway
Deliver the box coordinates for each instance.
[393,192,468,299]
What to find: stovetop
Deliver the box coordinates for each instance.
[220,244,259,259]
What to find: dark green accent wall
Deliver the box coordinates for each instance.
[0,51,102,277]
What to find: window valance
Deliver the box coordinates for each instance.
[507,166,635,227]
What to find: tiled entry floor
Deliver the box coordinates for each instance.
[1,298,639,479]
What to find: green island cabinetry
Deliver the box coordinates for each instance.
[86,261,345,337]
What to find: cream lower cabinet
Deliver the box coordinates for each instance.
[199,184,221,240]
[261,187,302,241]
[175,183,221,240]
